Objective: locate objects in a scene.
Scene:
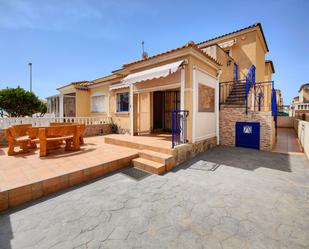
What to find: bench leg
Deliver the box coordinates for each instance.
[40,139,47,157]
[7,140,15,156]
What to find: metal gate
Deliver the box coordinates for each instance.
[235,122,260,150]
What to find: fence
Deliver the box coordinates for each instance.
[0,116,113,129]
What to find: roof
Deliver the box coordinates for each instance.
[57,80,92,90]
[123,41,221,67]
[299,83,309,92]
[266,60,275,73]
[197,23,269,52]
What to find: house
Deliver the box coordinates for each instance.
[290,83,309,119]
[47,23,278,151]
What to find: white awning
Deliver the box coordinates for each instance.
[121,60,184,85]
[109,82,129,91]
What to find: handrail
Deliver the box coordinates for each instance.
[171,110,189,148]
[245,65,256,114]
[0,116,113,129]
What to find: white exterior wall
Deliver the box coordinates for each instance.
[192,67,219,142]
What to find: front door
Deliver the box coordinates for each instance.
[153,91,164,130]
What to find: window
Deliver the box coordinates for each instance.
[117,92,129,112]
[91,93,106,113]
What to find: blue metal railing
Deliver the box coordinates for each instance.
[271,81,278,131]
[171,110,189,148]
[245,65,256,114]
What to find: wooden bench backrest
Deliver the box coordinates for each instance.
[10,124,32,138]
[50,123,85,134]
[43,125,79,138]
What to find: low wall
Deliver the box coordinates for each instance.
[0,124,113,147]
[294,119,309,159]
[0,129,6,147]
[220,107,275,151]
[277,116,294,128]
[84,124,112,137]
[174,136,217,165]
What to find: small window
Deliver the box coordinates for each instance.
[117,92,129,112]
[91,93,106,113]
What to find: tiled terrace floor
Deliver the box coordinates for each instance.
[0,137,139,210]
[0,137,138,192]
[272,128,303,154]
[0,146,309,249]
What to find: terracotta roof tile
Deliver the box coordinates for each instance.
[197,23,269,52]
[123,41,221,67]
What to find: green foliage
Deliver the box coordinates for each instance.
[0,87,47,117]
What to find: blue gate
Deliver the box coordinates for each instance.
[235,122,260,150]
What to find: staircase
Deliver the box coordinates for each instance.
[104,135,176,175]
[224,83,246,106]
[132,150,175,175]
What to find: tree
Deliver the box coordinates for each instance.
[0,87,47,117]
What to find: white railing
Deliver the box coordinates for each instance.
[0,116,113,129]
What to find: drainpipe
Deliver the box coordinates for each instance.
[216,69,222,145]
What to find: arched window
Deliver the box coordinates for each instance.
[91,92,106,113]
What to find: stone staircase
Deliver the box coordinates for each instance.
[104,136,176,175]
[132,150,175,175]
[224,83,247,107]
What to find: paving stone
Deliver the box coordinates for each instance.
[0,146,309,249]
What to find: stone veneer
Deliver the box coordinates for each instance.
[174,136,217,165]
[84,124,112,137]
[0,124,113,147]
[219,107,276,151]
[0,129,7,147]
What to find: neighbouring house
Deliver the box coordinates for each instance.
[290,83,309,120]
[47,23,279,151]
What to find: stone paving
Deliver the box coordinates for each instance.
[0,146,309,249]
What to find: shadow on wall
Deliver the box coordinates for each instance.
[173,145,293,172]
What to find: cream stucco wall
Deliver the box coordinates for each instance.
[89,84,110,117]
[193,68,218,142]
[75,90,90,117]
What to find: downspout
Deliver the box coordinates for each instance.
[216,69,222,145]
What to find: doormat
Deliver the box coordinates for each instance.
[190,160,220,171]
[121,167,151,181]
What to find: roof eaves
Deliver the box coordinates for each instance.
[197,23,269,52]
[266,60,275,73]
[123,41,221,68]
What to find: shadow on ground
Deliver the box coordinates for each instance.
[173,146,294,172]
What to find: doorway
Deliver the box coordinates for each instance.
[153,91,164,130]
[153,90,180,131]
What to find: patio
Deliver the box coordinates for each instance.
[0,146,308,249]
[0,136,139,210]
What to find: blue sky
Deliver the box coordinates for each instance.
[0,0,308,104]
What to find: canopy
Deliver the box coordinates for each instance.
[121,60,184,85]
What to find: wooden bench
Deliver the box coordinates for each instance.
[6,124,37,156]
[39,125,82,157]
[50,123,85,144]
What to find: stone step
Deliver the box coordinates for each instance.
[104,136,174,155]
[132,158,166,175]
[139,150,175,171]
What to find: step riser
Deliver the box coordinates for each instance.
[133,160,165,175]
